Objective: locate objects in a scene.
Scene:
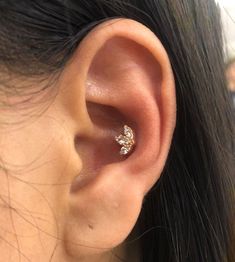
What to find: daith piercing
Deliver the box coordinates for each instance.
[115,125,135,155]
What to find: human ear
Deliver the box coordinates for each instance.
[61,18,176,259]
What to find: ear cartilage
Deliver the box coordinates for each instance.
[115,125,135,156]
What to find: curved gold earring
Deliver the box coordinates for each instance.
[115,125,135,155]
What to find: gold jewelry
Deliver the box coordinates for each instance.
[115,125,135,155]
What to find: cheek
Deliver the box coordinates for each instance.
[231,68,235,79]
[0,114,81,239]
[65,172,142,259]
[227,67,235,82]
[0,116,72,183]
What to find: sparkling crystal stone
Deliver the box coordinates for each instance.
[116,125,135,155]
[120,147,129,155]
[116,135,130,145]
[124,125,133,139]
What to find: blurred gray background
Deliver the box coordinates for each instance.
[217,0,235,59]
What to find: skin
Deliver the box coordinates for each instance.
[226,61,235,92]
[0,19,176,262]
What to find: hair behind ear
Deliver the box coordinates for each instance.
[132,1,235,261]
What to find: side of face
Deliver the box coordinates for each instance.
[0,19,176,262]
[226,62,235,91]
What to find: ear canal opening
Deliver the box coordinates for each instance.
[86,101,126,129]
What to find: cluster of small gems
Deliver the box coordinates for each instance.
[115,125,135,155]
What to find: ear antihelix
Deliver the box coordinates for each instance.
[115,125,136,156]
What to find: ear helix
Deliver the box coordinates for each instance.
[115,125,136,156]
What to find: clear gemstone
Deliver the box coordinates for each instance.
[116,125,135,155]
[116,135,130,145]
[124,125,133,138]
[120,147,129,155]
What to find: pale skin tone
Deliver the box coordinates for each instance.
[0,19,176,262]
[226,62,235,92]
